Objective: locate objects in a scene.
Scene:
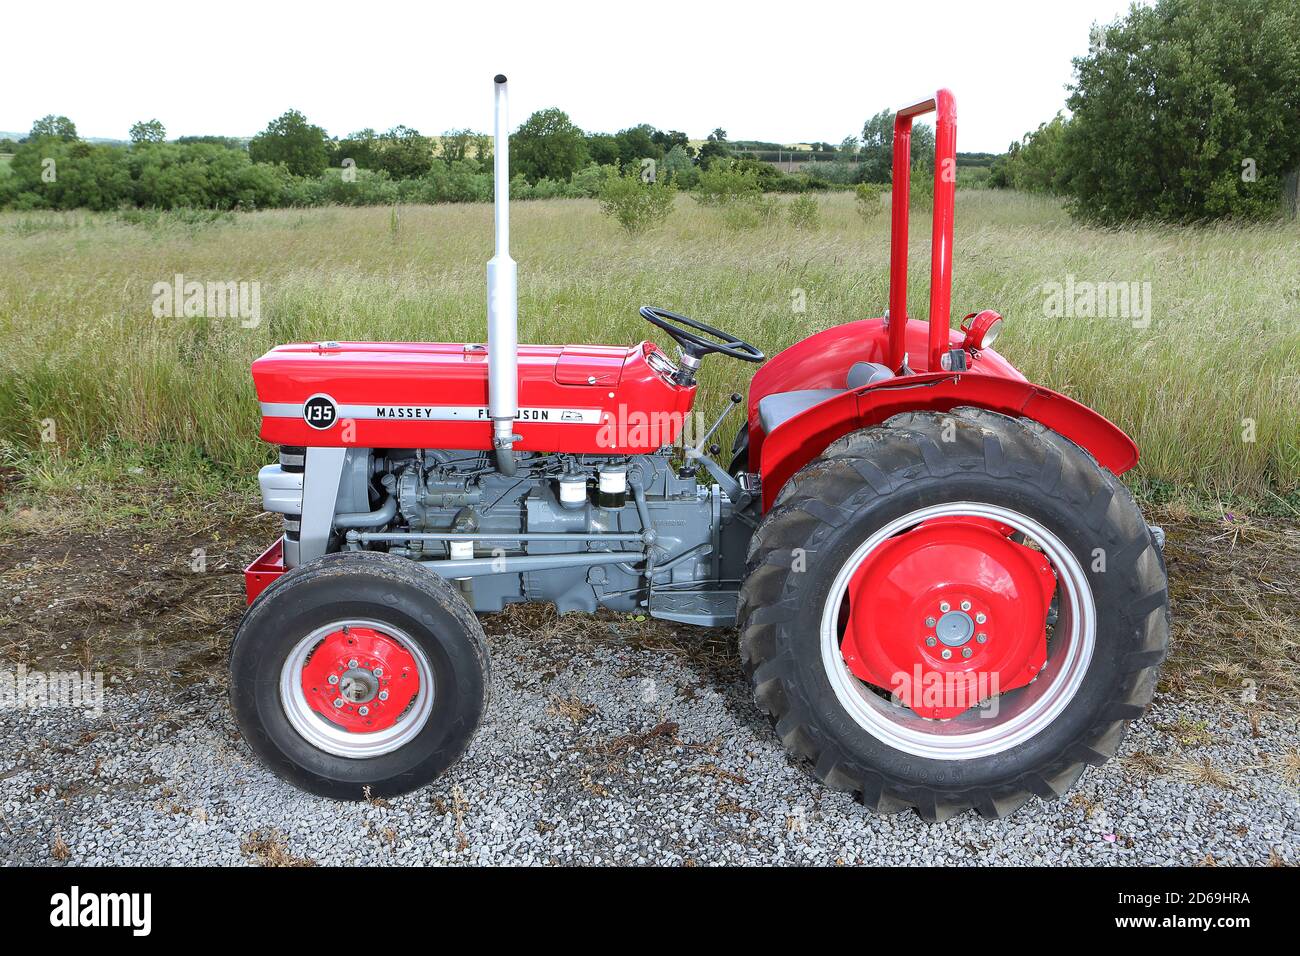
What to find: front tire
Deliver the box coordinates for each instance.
[738,408,1169,820]
[229,550,490,800]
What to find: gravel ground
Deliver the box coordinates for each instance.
[2,617,1296,867]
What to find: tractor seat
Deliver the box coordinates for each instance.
[757,390,841,433]
[757,361,892,433]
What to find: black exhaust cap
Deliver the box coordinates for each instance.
[494,74,507,84]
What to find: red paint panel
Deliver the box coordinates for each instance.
[747,317,1026,464]
[253,340,694,453]
[244,537,285,604]
[554,345,627,385]
[758,371,1139,510]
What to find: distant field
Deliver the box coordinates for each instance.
[0,191,1296,503]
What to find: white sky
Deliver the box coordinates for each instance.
[3,0,1138,152]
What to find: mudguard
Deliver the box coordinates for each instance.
[757,370,1139,511]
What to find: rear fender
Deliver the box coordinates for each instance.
[757,372,1139,511]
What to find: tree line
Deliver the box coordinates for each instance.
[0,101,949,213]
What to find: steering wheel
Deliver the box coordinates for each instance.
[639,306,765,364]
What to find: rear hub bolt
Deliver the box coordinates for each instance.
[373,667,384,678]
[358,706,369,716]
[378,691,389,701]
[328,674,339,685]
[348,658,359,668]
[333,698,345,708]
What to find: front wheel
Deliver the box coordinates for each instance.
[738,408,1169,820]
[229,550,490,800]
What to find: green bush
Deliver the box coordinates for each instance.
[661,145,696,188]
[694,163,762,206]
[854,182,886,220]
[5,138,132,211]
[788,193,820,230]
[596,167,676,235]
[568,163,610,198]
[1060,0,1300,222]
[129,142,283,209]
[988,114,1071,195]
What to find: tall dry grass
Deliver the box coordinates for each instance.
[0,191,1296,499]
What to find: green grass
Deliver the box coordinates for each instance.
[0,191,1296,506]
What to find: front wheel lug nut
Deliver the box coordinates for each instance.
[976,632,987,643]
[960,600,972,611]
[975,613,987,624]
[962,647,973,658]
[925,616,936,628]
[941,648,953,660]
[939,601,951,613]
[925,636,937,647]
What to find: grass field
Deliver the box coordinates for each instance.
[0,190,1297,513]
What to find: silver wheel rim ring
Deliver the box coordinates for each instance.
[279,618,435,759]
[818,501,1096,761]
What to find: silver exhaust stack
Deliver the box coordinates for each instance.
[487,73,519,476]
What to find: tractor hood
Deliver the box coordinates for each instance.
[252,339,694,453]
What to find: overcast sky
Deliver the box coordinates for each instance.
[3,0,1140,152]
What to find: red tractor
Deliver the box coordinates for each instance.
[231,77,1169,820]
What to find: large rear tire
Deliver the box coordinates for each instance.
[738,408,1169,820]
[230,550,490,800]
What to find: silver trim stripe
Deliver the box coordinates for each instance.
[260,402,603,425]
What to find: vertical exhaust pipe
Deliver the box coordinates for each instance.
[488,73,519,475]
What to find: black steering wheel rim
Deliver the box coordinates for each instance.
[639,306,765,363]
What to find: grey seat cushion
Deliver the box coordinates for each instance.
[846,361,893,389]
[757,389,843,434]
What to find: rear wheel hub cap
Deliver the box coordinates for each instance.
[841,517,1058,719]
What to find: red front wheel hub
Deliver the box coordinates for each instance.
[841,517,1058,718]
[300,626,421,733]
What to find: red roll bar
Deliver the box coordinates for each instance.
[886,89,957,373]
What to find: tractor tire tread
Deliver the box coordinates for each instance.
[737,408,1169,820]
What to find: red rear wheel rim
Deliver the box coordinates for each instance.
[840,516,1058,718]
[819,502,1096,760]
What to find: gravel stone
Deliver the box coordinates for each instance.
[2,625,1296,866]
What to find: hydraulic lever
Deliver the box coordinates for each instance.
[682,393,746,504]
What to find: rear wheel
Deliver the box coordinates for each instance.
[230,550,490,799]
[738,408,1169,820]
